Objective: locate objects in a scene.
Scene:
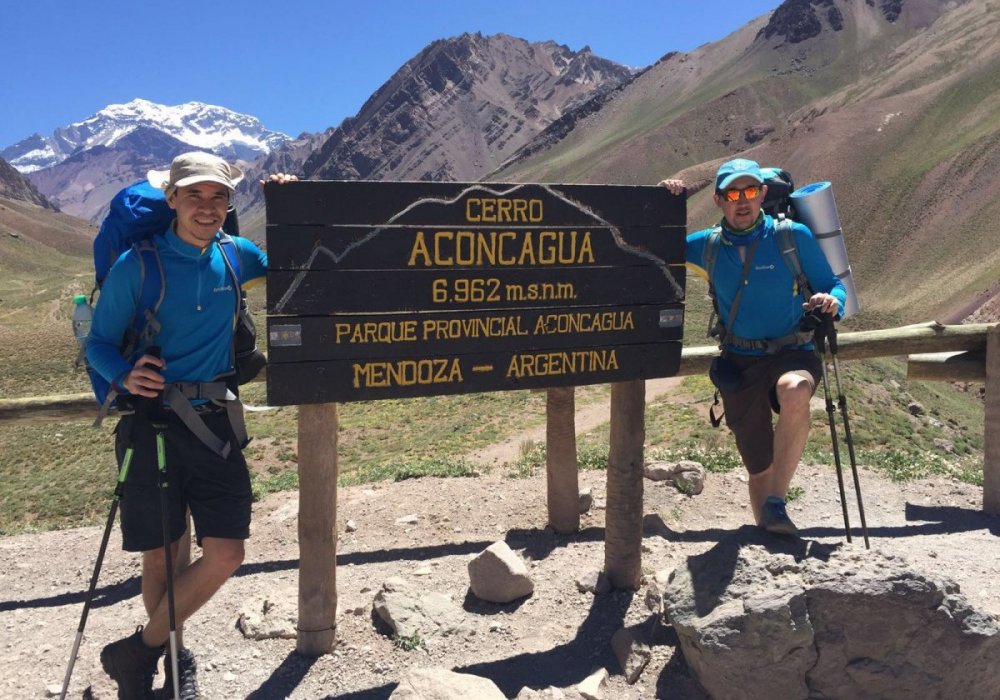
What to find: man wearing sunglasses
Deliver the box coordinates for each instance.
[660,158,846,535]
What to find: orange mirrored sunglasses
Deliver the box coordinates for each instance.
[720,184,762,202]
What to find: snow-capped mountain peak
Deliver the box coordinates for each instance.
[1,99,289,173]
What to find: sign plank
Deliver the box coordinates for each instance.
[267,304,685,363]
[263,181,684,227]
[266,342,683,404]
[268,266,685,315]
[266,224,683,272]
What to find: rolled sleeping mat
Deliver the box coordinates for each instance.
[790,182,861,319]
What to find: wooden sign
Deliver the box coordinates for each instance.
[264,181,686,405]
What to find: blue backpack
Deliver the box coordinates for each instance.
[86,181,257,410]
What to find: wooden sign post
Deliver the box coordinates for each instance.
[264,181,686,651]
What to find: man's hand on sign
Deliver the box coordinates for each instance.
[260,173,299,189]
[657,179,686,196]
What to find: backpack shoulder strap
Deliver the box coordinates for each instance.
[217,233,244,292]
[703,226,724,341]
[775,216,813,301]
[131,239,166,345]
[703,226,723,289]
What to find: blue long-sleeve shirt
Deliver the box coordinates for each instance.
[686,214,846,355]
[87,226,267,390]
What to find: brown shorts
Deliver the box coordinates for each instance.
[718,349,822,474]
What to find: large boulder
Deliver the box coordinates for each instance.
[373,577,473,640]
[389,667,506,699]
[664,528,1000,700]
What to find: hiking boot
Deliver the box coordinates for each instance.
[162,647,200,700]
[99,627,162,700]
[760,496,799,536]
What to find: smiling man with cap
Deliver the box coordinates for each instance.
[660,158,847,537]
[87,151,267,700]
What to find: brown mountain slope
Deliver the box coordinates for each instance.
[494,0,997,324]
[0,197,93,271]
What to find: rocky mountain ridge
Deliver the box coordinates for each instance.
[236,33,635,220]
[0,157,53,209]
[304,33,634,182]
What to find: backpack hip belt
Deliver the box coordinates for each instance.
[97,380,249,459]
[163,382,248,459]
[722,330,814,355]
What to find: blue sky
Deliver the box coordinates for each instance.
[0,0,782,148]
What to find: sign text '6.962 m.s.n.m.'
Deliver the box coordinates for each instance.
[264,181,686,405]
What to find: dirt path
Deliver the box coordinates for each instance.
[463,377,684,467]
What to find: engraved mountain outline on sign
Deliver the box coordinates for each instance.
[273,183,683,314]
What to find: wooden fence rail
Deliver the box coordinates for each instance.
[1,322,990,423]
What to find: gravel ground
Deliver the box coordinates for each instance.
[3,463,999,699]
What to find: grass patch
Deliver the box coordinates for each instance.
[342,457,479,485]
[392,632,426,652]
[786,486,806,502]
[251,469,299,501]
[508,441,610,478]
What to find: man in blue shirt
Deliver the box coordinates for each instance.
[88,152,269,700]
[661,159,846,536]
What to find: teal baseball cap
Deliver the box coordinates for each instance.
[715,158,764,191]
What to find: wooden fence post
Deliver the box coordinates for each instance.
[296,403,339,656]
[984,326,1000,514]
[546,387,580,534]
[605,380,645,590]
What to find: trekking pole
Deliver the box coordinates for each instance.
[805,312,853,543]
[57,449,136,700]
[144,347,181,700]
[824,317,871,549]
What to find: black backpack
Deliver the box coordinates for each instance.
[760,167,796,219]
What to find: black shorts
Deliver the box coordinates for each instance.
[718,349,822,475]
[114,409,252,553]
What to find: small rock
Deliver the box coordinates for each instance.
[575,570,612,595]
[389,667,506,699]
[577,668,609,699]
[345,519,358,532]
[396,514,420,526]
[612,627,652,684]
[579,487,593,514]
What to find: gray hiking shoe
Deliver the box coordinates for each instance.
[760,496,799,536]
[162,647,200,700]
[99,627,162,700]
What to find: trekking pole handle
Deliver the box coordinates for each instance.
[801,309,828,352]
[825,315,838,354]
[140,346,163,416]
